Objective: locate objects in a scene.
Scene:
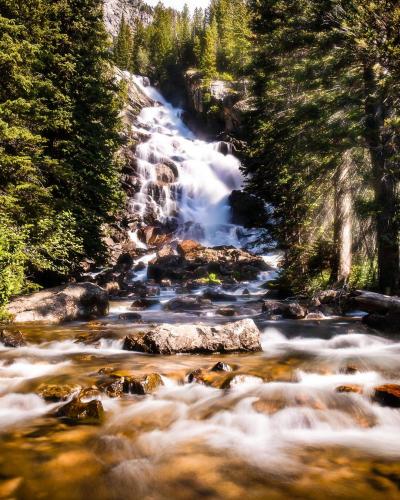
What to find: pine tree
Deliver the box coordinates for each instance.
[200,17,218,79]
[114,15,133,70]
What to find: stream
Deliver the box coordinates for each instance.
[1,79,400,500]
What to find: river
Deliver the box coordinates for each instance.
[1,79,400,500]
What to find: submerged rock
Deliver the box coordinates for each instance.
[373,384,400,407]
[130,298,159,310]
[7,283,109,324]
[122,318,262,355]
[336,385,364,394]
[37,384,80,402]
[0,329,26,348]
[123,373,164,395]
[56,399,104,425]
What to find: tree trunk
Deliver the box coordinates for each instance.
[332,151,353,286]
[363,64,399,295]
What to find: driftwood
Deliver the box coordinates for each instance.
[353,290,400,314]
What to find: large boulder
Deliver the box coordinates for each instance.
[262,300,307,320]
[148,239,267,283]
[122,318,262,355]
[7,283,109,324]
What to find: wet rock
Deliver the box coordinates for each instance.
[123,373,164,395]
[203,289,237,302]
[122,318,262,354]
[262,300,307,320]
[135,261,146,272]
[155,162,178,185]
[216,307,236,317]
[211,362,233,372]
[7,283,109,324]
[115,252,134,271]
[97,378,124,398]
[130,298,158,310]
[56,399,104,425]
[118,312,142,321]
[373,384,400,407]
[0,329,26,348]
[221,374,264,389]
[147,239,267,283]
[74,330,118,346]
[37,384,80,402]
[163,297,211,312]
[305,311,325,320]
[78,387,102,402]
[242,288,250,296]
[336,385,364,394]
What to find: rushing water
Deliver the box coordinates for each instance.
[1,82,400,499]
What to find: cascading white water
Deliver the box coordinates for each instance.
[130,75,248,247]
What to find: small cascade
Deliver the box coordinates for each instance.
[129,75,259,249]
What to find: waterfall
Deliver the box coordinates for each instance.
[130,74,249,248]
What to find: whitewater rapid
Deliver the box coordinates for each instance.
[129,75,255,247]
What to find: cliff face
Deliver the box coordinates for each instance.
[103,0,152,37]
[184,70,252,139]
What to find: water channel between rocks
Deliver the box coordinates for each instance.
[1,78,400,500]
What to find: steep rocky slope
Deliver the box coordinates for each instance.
[103,0,152,37]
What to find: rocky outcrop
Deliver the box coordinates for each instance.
[184,70,251,137]
[103,0,152,37]
[7,283,109,324]
[148,239,268,282]
[122,318,262,354]
[373,385,400,407]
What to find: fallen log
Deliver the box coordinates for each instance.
[353,290,400,314]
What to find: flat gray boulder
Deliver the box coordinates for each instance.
[7,283,109,324]
[123,318,262,354]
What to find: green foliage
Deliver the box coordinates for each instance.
[0,0,123,309]
[199,273,222,285]
[113,16,133,70]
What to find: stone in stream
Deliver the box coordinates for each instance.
[118,312,143,321]
[74,330,119,346]
[0,329,26,348]
[130,298,159,310]
[211,362,233,372]
[163,297,212,312]
[336,385,364,394]
[55,399,104,425]
[216,307,236,317]
[262,300,307,320]
[123,373,164,395]
[122,318,262,355]
[37,384,80,402]
[373,384,400,407]
[202,289,238,302]
[7,282,109,324]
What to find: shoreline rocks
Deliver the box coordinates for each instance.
[7,283,109,324]
[122,318,262,354]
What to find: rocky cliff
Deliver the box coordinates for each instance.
[184,70,253,140]
[103,0,152,37]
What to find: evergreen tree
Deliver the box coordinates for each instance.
[200,17,218,79]
[114,15,133,70]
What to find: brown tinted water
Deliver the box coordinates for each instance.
[1,300,400,500]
